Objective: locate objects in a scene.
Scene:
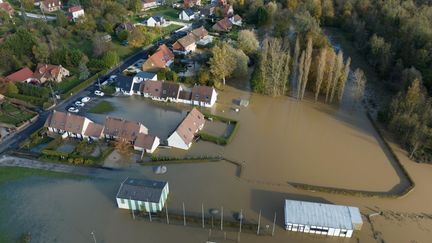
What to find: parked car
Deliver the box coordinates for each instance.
[75,101,85,107]
[94,90,105,96]
[68,107,79,113]
[81,97,91,103]
[121,40,129,46]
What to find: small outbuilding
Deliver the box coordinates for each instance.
[284,199,363,238]
[116,178,169,213]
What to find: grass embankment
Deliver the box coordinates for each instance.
[198,113,240,145]
[142,6,180,21]
[88,101,114,114]
[0,167,83,186]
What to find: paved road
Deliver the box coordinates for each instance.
[0,33,179,155]
[17,11,57,21]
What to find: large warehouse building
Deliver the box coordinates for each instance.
[284,199,363,238]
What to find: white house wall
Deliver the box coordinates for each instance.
[167,131,190,150]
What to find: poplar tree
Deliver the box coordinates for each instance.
[338,57,351,101]
[330,51,343,103]
[297,51,305,99]
[325,51,336,103]
[300,37,313,100]
[352,68,366,104]
[315,48,327,102]
[209,42,236,86]
[291,37,300,87]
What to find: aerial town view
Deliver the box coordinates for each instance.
[1,0,432,242]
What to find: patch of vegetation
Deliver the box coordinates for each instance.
[198,113,240,145]
[142,7,180,20]
[0,102,36,126]
[0,167,83,186]
[88,100,114,114]
[100,84,116,95]
[60,71,105,99]
[20,128,52,149]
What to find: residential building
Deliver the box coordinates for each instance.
[212,17,232,32]
[179,9,195,21]
[83,122,104,140]
[142,44,174,72]
[172,33,197,54]
[103,116,148,142]
[134,133,160,154]
[32,64,70,83]
[191,26,212,45]
[134,71,157,83]
[40,0,62,13]
[146,15,166,27]
[45,111,93,139]
[116,178,169,213]
[284,200,363,238]
[200,4,215,17]
[114,75,135,95]
[114,23,135,34]
[67,5,85,22]
[0,1,14,17]
[167,108,205,150]
[222,4,233,17]
[184,0,201,8]
[191,85,218,107]
[229,14,242,26]
[5,67,34,83]
[142,0,157,10]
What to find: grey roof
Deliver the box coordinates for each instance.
[184,8,194,16]
[284,199,362,230]
[115,75,134,91]
[116,178,168,203]
[152,15,164,22]
[135,71,157,80]
[132,82,141,92]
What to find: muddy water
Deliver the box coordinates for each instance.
[85,96,187,140]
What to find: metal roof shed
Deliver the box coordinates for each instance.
[284,199,363,238]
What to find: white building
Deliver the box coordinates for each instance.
[191,85,218,108]
[146,15,166,27]
[167,108,205,150]
[116,178,169,213]
[134,133,160,155]
[284,200,363,238]
[68,5,85,22]
[179,9,195,21]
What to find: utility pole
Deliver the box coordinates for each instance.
[182,202,186,226]
[202,203,205,228]
[272,212,276,236]
[90,231,97,243]
[257,210,261,235]
[220,206,223,231]
[130,197,135,220]
[239,209,243,233]
[165,202,169,224]
[147,199,152,222]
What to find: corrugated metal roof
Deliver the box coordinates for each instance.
[284,199,362,230]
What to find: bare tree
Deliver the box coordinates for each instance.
[337,57,351,102]
[315,48,327,102]
[300,37,313,100]
[352,68,367,104]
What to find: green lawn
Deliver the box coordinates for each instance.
[0,167,84,186]
[0,103,36,126]
[88,100,114,114]
[142,6,180,20]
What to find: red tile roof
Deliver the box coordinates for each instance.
[104,116,145,142]
[0,2,14,15]
[212,17,232,32]
[142,80,163,98]
[42,0,61,7]
[32,64,65,81]
[84,122,104,138]
[135,133,157,150]
[192,85,215,103]
[5,67,34,82]
[68,5,82,13]
[142,44,174,71]
[45,111,88,135]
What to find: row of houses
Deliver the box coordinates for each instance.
[115,73,218,108]
[45,111,160,154]
[4,64,70,84]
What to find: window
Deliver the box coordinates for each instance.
[120,198,125,204]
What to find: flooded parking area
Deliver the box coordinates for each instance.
[84,96,188,140]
